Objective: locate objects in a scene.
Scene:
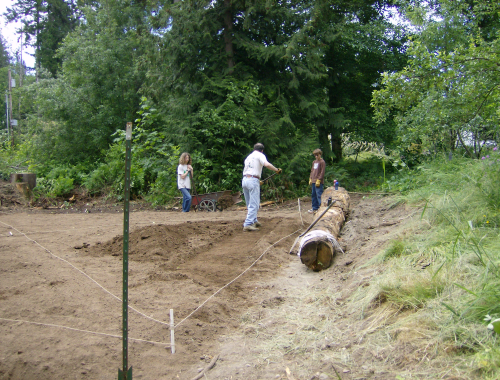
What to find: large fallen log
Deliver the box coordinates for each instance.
[298,187,350,271]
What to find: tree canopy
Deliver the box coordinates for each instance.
[1,0,411,195]
[372,0,500,158]
[0,31,12,68]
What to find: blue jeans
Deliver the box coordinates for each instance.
[311,184,324,211]
[179,188,192,212]
[242,177,260,226]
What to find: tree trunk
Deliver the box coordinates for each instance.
[331,132,342,163]
[223,0,234,74]
[298,186,349,271]
[317,126,333,164]
[11,173,37,190]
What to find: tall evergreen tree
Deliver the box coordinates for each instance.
[309,0,408,162]
[141,0,332,186]
[38,0,79,76]
[142,0,408,173]
[5,0,79,76]
[5,0,46,73]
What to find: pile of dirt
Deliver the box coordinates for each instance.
[87,220,242,264]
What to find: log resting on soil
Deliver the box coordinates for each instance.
[299,187,350,271]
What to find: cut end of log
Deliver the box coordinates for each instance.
[298,187,350,271]
[300,240,335,271]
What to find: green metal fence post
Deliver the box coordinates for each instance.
[118,122,133,380]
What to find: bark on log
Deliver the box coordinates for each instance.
[298,187,350,271]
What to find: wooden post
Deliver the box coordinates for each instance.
[170,309,175,354]
[8,68,13,146]
[298,187,350,271]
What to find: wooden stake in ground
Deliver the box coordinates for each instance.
[297,186,350,271]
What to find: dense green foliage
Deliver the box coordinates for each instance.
[2,0,411,199]
[372,0,500,159]
[0,0,498,204]
[0,32,11,68]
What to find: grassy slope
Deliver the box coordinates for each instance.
[357,151,500,378]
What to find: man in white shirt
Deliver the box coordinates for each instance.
[242,143,281,231]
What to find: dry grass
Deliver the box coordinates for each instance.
[238,215,496,379]
[240,273,487,379]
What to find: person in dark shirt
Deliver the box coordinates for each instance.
[308,149,326,214]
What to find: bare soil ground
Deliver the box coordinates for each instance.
[0,181,422,380]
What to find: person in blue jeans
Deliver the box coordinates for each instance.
[308,149,326,214]
[242,143,281,231]
[177,152,193,212]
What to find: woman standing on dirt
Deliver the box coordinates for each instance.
[308,148,326,214]
[178,152,194,212]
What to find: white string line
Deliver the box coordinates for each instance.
[0,220,172,328]
[1,219,301,333]
[174,228,301,329]
[0,317,171,347]
[0,221,163,237]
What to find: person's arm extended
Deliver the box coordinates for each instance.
[264,162,280,173]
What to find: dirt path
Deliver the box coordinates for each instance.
[0,190,415,380]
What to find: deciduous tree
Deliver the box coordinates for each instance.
[372,0,500,158]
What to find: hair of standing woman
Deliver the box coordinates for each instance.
[179,152,192,165]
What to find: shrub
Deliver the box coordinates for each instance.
[33,176,74,198]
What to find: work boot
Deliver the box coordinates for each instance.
[253,221,262,227]
[243,224,259,232]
